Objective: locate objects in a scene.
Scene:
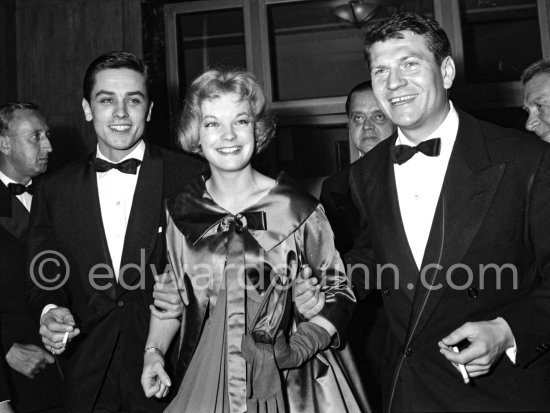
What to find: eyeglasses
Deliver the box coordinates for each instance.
[349,111,388,126]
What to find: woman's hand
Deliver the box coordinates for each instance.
[294,265,326,319]
[141,351,171,399]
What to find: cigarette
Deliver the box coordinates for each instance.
[62,331,69,346]
[452,346,470,384]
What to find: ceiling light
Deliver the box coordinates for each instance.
[333,1,380,29]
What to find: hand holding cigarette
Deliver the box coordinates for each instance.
[439,319,515,380]
[452,346,470,384]
[39,307,80,355]
[438,341,471,384]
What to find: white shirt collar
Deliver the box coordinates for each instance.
[96,139,146,163]
[396,101,459,158]
[0,169,32,189]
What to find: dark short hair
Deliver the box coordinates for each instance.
[178,68,275,155]
[0,102,41,136]
[364,12,452,67]
[521,58,550,84]
[345,81,373,117]
[83,51,152,102]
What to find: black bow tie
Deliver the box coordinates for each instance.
[392,138,441,165]
[8,183,33,196]
[93,157,142,174]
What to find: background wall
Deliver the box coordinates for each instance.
[0,0,16,104]
[1,0,539,177]
[8,0,143,169]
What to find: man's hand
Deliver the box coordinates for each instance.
[150,271,187,320]
[141,352,171,399]
[294,265,325,319]
[39,307,80,355]
[439,318,515,378]
[6,343,54,379]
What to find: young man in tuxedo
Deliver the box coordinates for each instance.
[26,52,204,413]
[319,81,395,411]
[522,58,550,143]
[0,102,65,412]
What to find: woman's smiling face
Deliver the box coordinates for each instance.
[199,92,255,175]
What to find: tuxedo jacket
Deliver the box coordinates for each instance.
[346,109,550,412]
[0,323,10,403]
[320,167,361,253]
[321,166,387,411]
[0,180,64,412]
[25,143,204,413]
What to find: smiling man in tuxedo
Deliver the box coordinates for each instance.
[26,52,203,413]
[341,13,550,412]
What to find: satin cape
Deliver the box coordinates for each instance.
[165,172,362,412]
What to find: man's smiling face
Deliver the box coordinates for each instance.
[82,68,153,162]
[369,30,455,142]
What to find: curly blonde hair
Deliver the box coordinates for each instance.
[177,68,275,155]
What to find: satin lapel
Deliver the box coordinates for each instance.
[406,112,506,342]
[0,183,29,242]
[75,154,116,300]
[361,135,418,302]
[118,145,164,293]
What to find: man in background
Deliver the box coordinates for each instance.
[0,323,15,413]
[26,52,203,412]
[0,102,63,412]
[522,58,550,143]
[321,81,395,251]
[319,81,395,411]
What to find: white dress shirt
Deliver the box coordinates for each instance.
[0,170,33,212]
[393,102,517,362]
[41,141,146,320]
[394,102,458,269]
[96,140,145,280]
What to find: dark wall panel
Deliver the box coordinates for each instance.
[0,0,16,103]
[15,0,142,169]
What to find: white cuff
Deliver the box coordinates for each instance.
[505,337,517,364]
[40,304,58,322]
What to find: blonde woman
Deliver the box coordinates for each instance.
[141,68,361,413]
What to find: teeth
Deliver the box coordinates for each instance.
[110,124,131,132]
[390,95,417,104]
[218,146,240,154]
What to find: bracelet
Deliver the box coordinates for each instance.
[143,346,164,358]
